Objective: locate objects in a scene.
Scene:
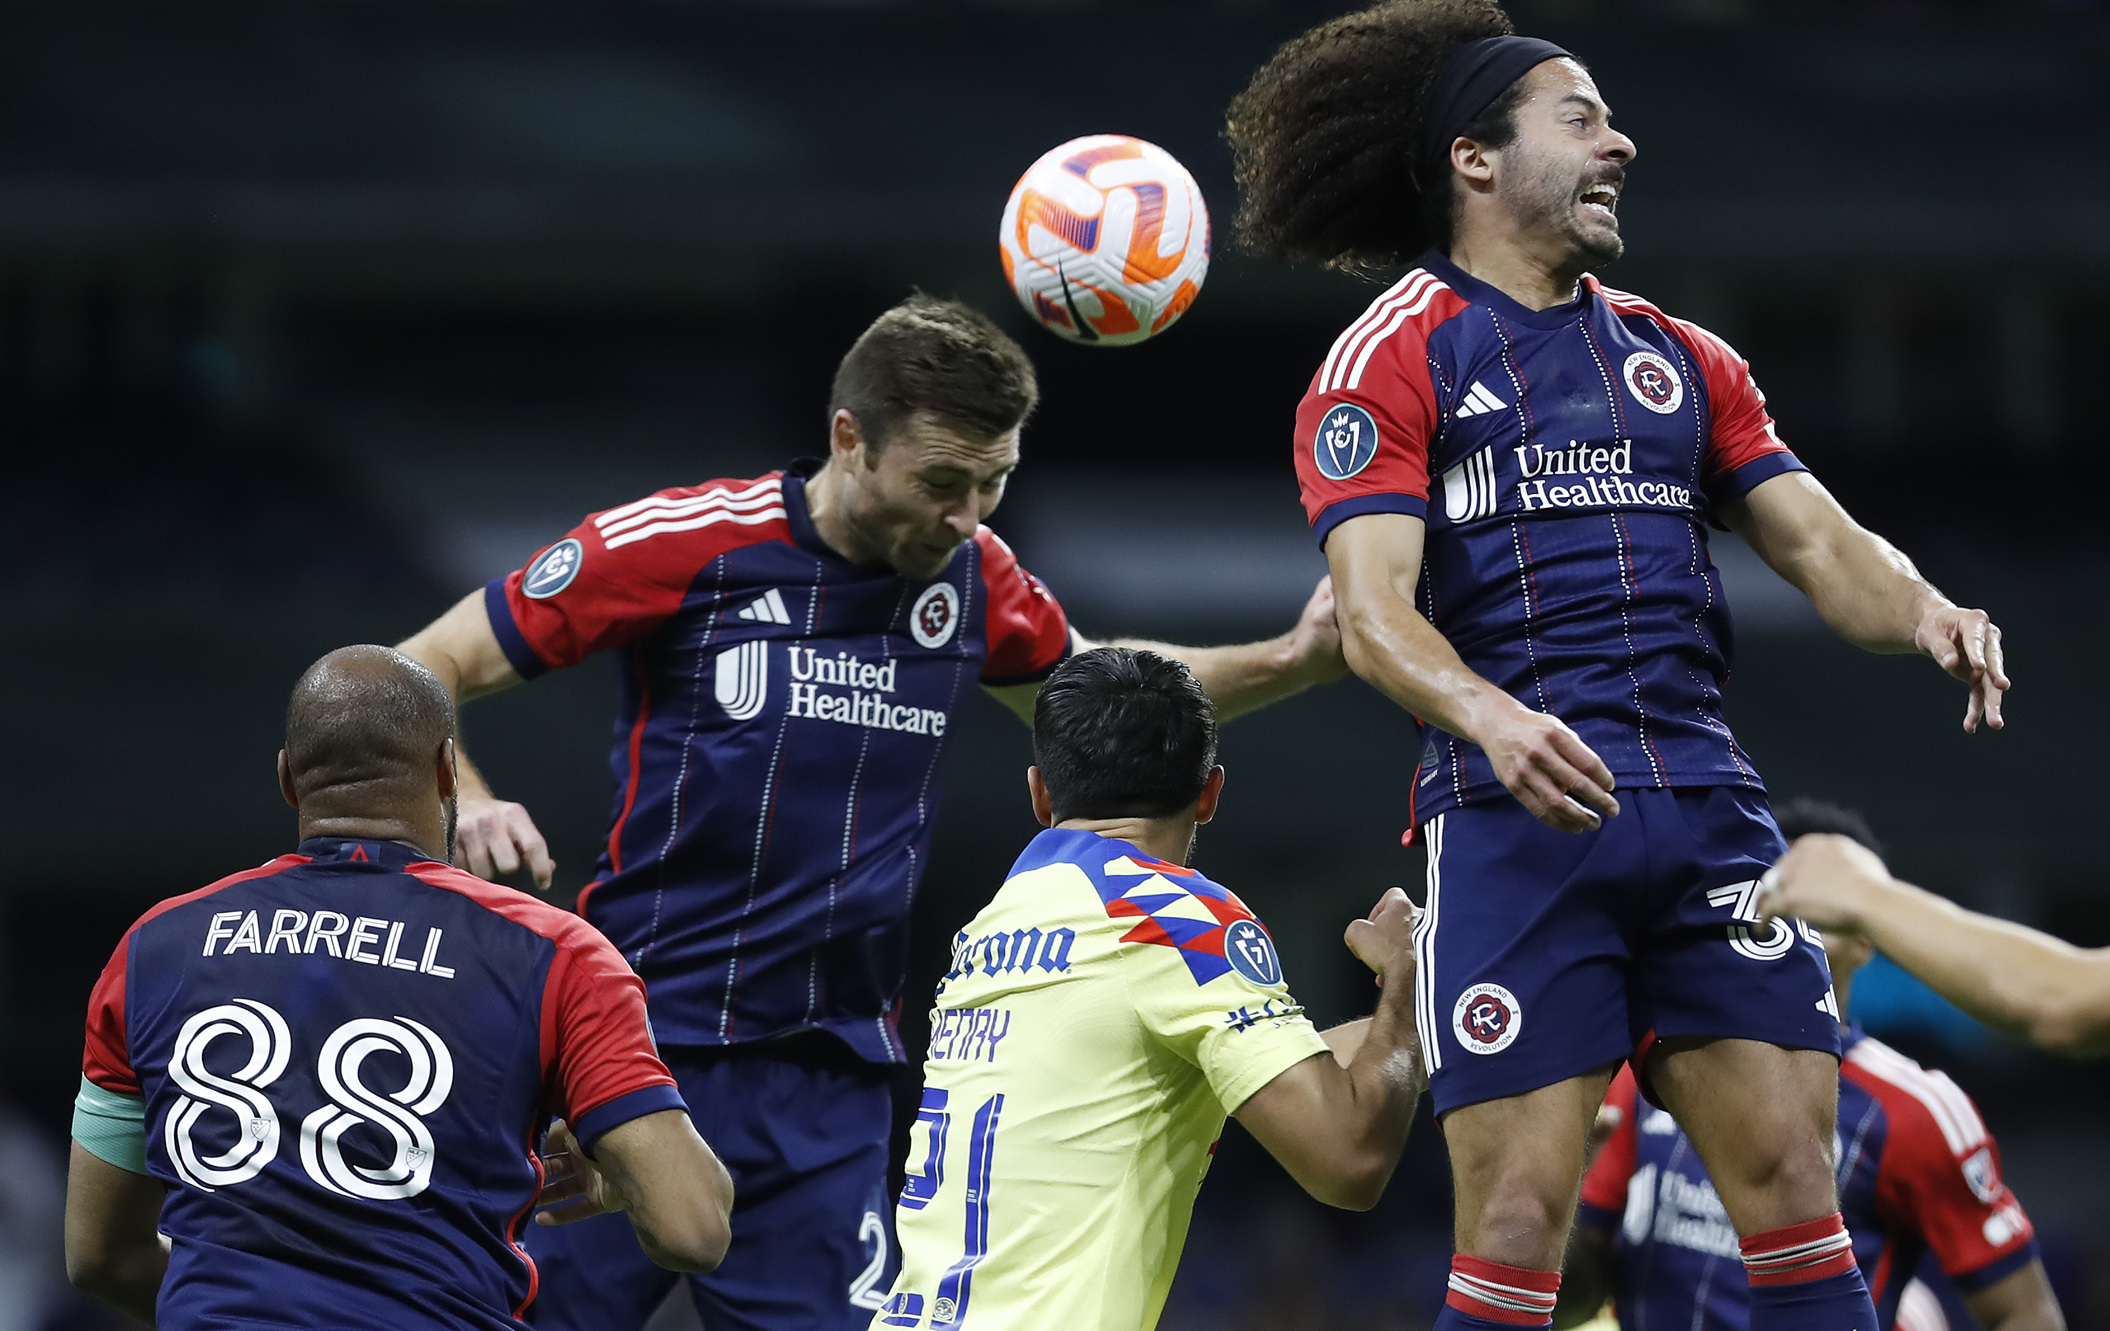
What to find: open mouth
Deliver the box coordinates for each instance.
[1579,181,1620,222]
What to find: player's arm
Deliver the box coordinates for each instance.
[1963,1262,2065,1331]
[536,1113,734,1272]
[64,1142,166,1322]
[1719,472,2007,732]
[396,588,555,889]
[1760,835,2110,1056]
[1231,888,1423,1211]
[1325,512,1619,834]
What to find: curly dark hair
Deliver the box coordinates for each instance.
[1227,0,1523,271]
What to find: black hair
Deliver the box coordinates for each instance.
[828,293,1040,450]
[285,645,457,800]
[1032,648,1218,823]
[1772,798,1885,859]
[1226,0,1524,271]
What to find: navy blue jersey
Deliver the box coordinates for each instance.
[80,838,683,1330]
[1294,253,1805,827]
[487,462,1070,1061]
[1579,1034,2039,1331]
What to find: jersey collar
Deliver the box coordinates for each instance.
[296,837,443,869]
[1420,249,1599,331]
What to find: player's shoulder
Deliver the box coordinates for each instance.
[1309,265,1472,399]
[127,854,312,945]
[1593,279,1741,361]
[403,861,613,958]
[581,471,793,560]
[1842,1034,1991,1158]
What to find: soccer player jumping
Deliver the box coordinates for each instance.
[1227,6,2008,1331]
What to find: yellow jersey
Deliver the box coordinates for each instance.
[874,826,1330,1331]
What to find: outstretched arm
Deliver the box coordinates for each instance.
[1325,512,1620,834]
[986,576,1348,724]
[1721,472,2008,731]
[396,589,555,889]
[536,1111,735,1273]
[1232,888,1424,1211]
[1759,835,2110,1056]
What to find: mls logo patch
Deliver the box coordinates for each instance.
[522,539,584,599]
[911,583,960,649]
[1961,1146,2001,1204]
[1453,982,1522,1055]
[1224,919,1283,987]
[1622,351,1685,416]
[1315,403,1380,481]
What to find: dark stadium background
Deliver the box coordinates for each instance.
[5,1,2109,1327]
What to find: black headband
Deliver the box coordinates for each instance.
[1418,35,1574,176]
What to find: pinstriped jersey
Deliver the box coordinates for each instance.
[1580,1038,2039,1331]
[78,838,682,1330]
[1293,252,1805,827]
[487,460,1070,1061]
[875,828,1329,1331]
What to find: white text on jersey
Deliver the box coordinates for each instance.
[202,909,456,979]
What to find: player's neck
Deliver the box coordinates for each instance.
[296,810,448,864]
[803,460,883,566]
[1054,816,1195,867]
[1447,230,1584,311]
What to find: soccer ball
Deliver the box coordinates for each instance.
[999,134,1210,347]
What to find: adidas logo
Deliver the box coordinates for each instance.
[737,588,792,625]
[1454,381,1508,419]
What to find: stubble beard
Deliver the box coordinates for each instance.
[1501,150,1624,272]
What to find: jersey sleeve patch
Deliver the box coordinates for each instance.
[1093,857,1277,988]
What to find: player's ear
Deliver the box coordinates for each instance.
[1026,766,1055,828]
[1194,767,1227,825]
[830,409,867,465]
[277,749,299,810]
[436,737,458,802]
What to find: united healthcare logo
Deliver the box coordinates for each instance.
[1314,403,1379,481]
[713,640,768,721]
[522,539,584,600]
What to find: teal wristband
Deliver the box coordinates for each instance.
[72,1075,148,1175]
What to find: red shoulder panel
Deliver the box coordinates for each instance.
[81,854,310,1095]
[975,527,1069,685]
[1295,268,1472,547]
[406,864,676,1126]
[1844,1039,2037,1283]
[1579,1063,1642,1215]
[491,473,794,677]
[1598,285,1792,483]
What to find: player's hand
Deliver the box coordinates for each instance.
[455,795,556,892]
[1915,602,2008,732]
[535,1121,626,1225]
[1475,701,1620,833]
[1754,833,1892,934]
[1283,576,1350,686]
[1345,887,1420,988]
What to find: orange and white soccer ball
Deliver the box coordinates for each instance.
[999,134,1210,347]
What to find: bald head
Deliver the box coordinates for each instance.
[281,647,458,853]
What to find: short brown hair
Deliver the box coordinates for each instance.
[828,294,1039,449]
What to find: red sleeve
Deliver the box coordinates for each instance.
[1295,280,1466,549]
[486,474,791,678]
[1578,1064,1642,1223]
[542,917,685,1148]
[1850,1061,2039,1290]
[81,933,137,1096]
[976,528,1070,685]
[1664,316,1804,502]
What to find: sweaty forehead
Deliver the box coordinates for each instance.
[1522,57,1605,111]
[893,415,1021,474]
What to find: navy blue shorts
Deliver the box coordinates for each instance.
[526,1040,896,1331]
[1414,786,1840,1117]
